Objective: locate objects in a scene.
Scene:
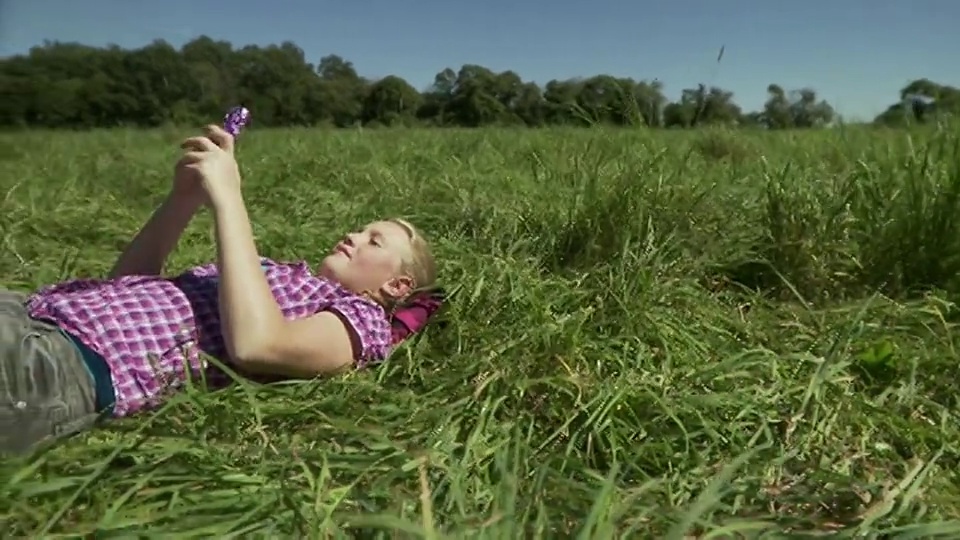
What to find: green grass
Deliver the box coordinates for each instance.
[2,124,960,538]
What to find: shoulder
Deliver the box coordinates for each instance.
[318,281,393,366]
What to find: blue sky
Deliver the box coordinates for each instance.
[2,0,958,121]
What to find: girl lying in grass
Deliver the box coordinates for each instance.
[0,125,439,455]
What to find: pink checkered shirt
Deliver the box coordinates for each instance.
[25,258,393,417]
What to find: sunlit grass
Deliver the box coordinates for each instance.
[1,125,959,537]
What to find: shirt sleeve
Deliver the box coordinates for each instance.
[185,262,219,278]
[185,258,275,279]
[325,296,393,367]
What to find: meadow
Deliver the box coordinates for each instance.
[1,124,960,538]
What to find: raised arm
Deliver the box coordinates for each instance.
[108,196,201,278]
[179,125,378,376]
[108,158,208,278]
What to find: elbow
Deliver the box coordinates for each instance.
[223,327,281,371]
[221,307,290,369]
[225,344,262,372]
[228,342,268,369]
[221,312,358,379]
[227,338,351,379]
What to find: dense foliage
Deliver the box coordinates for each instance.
[2,37,956,130]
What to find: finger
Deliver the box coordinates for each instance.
[177,151,205,165]
[180,136,219,153]
[203,124,234,152]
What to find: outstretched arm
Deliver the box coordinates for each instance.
[108,195,201,278]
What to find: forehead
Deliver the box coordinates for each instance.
[363,220,412,245]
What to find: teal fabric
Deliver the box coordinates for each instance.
[62,330,116,414]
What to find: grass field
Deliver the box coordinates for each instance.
[2,124,960,537]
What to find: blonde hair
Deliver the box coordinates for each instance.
[382,218,438,311]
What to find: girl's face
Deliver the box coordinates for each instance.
[319,220,415,301]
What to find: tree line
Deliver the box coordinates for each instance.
[1,37,956,130]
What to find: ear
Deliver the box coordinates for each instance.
[380,275,415,302]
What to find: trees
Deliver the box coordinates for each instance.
[874,78,960,127]
[0,36,950,129]
[663,85,742,128]
[757,85,835,129]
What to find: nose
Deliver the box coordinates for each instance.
[344,233,359,246]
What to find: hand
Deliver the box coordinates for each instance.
[171,154,207,209]
[178,125,243,208]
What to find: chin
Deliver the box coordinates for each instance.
[318,255,341,279]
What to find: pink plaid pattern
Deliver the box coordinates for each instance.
[25,258,392,417]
